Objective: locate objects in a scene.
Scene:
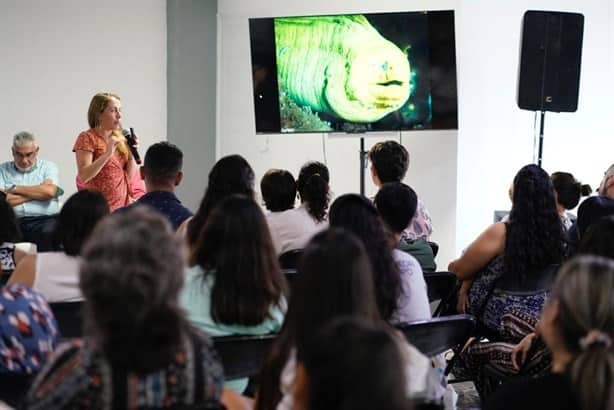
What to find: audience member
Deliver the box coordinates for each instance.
[0,192,26,283]
[296,161,330,223]
[551,171,591,230]
[576,195,614,240]
[577,215,614,260]
[293,317,413,410]
[73,93,138,211]
[484,256,614,410]
[597,163,614,198]
[375,182,436,272]
[368,140,432,241]
[0,284,59,408]
[122,142,192,230]
[8,190,109,303]
[262,168,327,255]
[181,194,286,393]
[23,207,226,409]
[449,164,565,336]
[329,194,431,323]
[257,229,447,410]
[1,131,63,251]
[181,154,255,248]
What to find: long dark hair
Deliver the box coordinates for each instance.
[329,194,401,320]
[297,161,330,222]
[51,190,109,256]
[0,192,21,243]
[187,155,255,247]
[552,256,614,410]
[298,318,412,410]
[578,215,614,260]
[191,194,286,325]
[505,164,564,279]
[80,207,188,373]
[255,228,380,410]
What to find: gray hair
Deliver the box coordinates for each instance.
[13,131,37,147]
[605,164,614,178]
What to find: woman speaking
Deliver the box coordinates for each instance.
[73,93,137,211]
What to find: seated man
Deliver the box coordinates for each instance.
[121,141,192,230]
[368,140,433,241]
[374,182,436,272]
[0,132,63,251]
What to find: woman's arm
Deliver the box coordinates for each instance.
[448,222,506,281]
[75,134,118,183]
[7,254,37,287]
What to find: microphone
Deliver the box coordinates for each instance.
[122,128,142,165]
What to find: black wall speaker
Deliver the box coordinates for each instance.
[517,10,584,112]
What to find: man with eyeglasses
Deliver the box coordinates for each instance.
[0,131,63,251]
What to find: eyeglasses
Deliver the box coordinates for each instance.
[12,148,38,160]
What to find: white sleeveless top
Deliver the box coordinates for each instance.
[33,252,83,303]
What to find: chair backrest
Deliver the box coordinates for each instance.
[212,333,277,380]
[424,271,459,317]
[49,301,84,339]
[427,241,439,258]
[278,249,303,270]
[396,314,476,357]
[282,268,299,288]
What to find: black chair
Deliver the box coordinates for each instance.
[396,314,476,360]
[424,271,459,317]
[49,301,84,339]
[278,249,303,270]
[212,333,277,380]
[427,241,439,258]
[282,268,299,288]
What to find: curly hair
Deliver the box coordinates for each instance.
[80,207,188,373]
[368,141,409,183]
[329,194,401,320]
[505,164,565,279]
[187,155,255,247]
[297,161,330,222]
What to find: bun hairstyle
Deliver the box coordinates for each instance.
[552,256,614,410]
[297,161,330,222]
[551,172,592,210]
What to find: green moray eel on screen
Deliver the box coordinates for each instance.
[275,15,411,123]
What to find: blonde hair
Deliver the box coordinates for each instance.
[554,256,614,410]
[87,93,129,158]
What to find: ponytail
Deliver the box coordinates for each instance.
[567,338,614,410]
[297,161,330,222]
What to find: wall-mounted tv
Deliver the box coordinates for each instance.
[249,10,458,134]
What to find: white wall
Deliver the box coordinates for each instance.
[218,0,614,266]
[217,0,459,267]
[0,0,167,199]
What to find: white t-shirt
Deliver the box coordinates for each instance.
[33,252,83,303]
[265,204,328,255]
[390,249,431,324]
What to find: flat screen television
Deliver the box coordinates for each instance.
[249,10,458,134]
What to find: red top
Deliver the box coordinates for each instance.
[73,129,132,211]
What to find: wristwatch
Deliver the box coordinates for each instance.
[6,184,16,193]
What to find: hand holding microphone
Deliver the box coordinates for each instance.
[122,127,142,165]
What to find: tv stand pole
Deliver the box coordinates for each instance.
[537,111,545,167]
[360,137,367,195]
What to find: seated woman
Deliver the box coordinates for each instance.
[484,255,614,410]
[256,228,449,410]
[296,161,331,225]
[8,190,109,302]
[0,284,59,408]
[551,171,591,231]
[0,193,26,283]
[293,317,413,410]
[23,207,229,409]
[449,164,565,336]
[181,194,287,393]
[179,154,255,249]
[329,194,431,324]
[261,168,327,255]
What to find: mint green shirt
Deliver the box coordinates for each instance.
[180,265,286,392]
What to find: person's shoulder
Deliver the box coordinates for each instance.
[393,248,421,269]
